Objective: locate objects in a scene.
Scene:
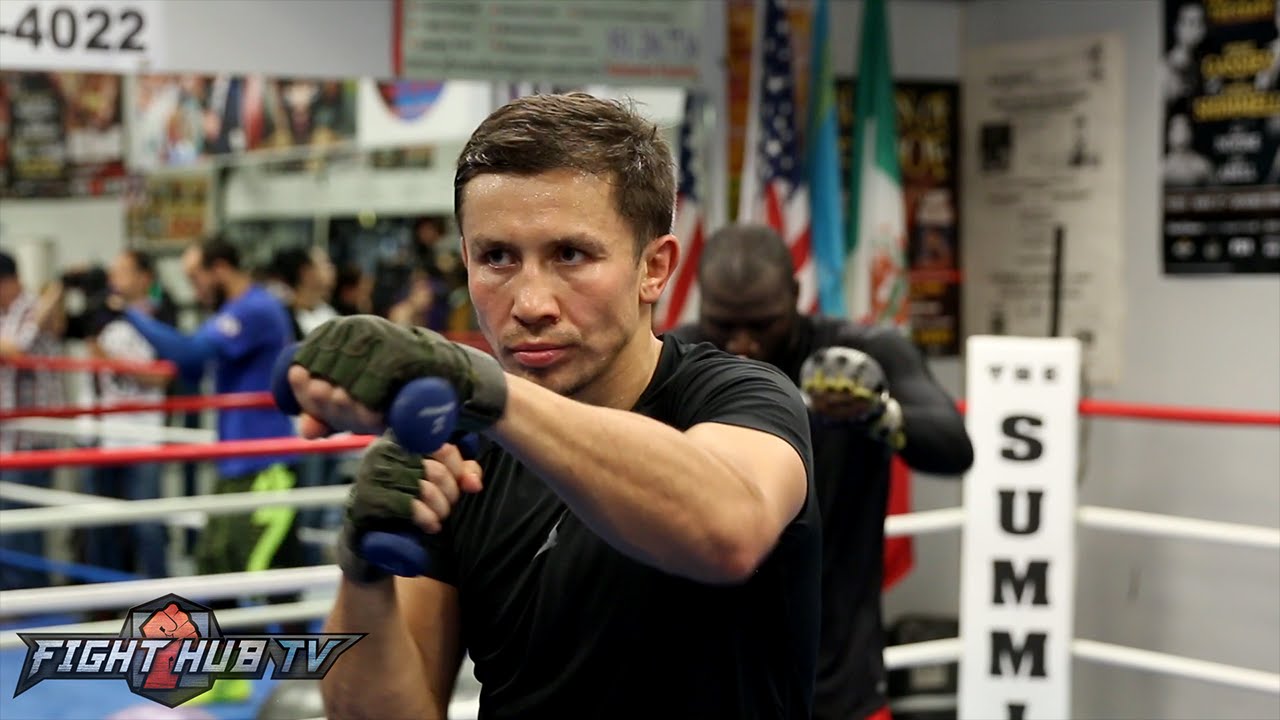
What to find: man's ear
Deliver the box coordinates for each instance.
[459,236,470,271]
[640,234,680,305]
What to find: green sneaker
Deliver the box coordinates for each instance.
[187,678,254,705]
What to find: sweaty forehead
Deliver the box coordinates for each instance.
[460,170,628,242]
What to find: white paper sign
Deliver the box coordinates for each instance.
[0,0,164,74]
[962,33,1126,386]
[958,335,1081,720]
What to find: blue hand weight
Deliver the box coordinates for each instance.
[268,344,463,577]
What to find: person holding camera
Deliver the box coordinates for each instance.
[79,249,175,579]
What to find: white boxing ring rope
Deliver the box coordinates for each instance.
[0,490,1276,694]
[0,338,1276,717]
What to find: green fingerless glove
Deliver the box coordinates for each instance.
[337,435,426,584]
[295,315,507,431]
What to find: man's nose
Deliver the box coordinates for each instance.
[511,269,560,328]
[726,329,759,359]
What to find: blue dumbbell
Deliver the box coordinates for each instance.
[270,343,459,577]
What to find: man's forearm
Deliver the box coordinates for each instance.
[899,404,974,475]
[320,580,443,720]
[487,375,774,584]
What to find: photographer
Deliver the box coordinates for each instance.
[79,250,175,579]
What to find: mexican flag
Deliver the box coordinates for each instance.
[847,0,914,589]
[846,0,908,327]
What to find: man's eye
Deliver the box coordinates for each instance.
[557,247,587,264]
[484,249,514,267]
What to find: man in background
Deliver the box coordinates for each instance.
[120,237,305,706]
[670,224,974,720]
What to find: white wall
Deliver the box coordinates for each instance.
[0,197,127,281]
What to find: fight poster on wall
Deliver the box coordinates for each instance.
[1161,0,1280,275]
[0,71,127,198]
[126,171,213,246]
[962,33,1126,387]
[837,80,962,358]
[130,75,358,172]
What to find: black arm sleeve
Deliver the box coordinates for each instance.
[854,328,974,476]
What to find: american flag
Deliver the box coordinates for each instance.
[738,0,817,313]
[656,92,707,332]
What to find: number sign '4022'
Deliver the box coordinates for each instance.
[0,0,163,74]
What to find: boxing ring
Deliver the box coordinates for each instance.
[1,336,1277,719]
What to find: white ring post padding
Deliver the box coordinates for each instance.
[0,481,205,529]
[884,507,965,537]
[1072,639,1280,695]
[0,485,350,533]
[0,598,334,651]
[0,565,340,617]
[883,637,963,669]
[1077,505,1280,550]
[3,417,218,444]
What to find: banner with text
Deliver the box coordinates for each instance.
[959,335,1080,720]
[395,0,705,88]
[962,33,1126,387]
[838,79,962,357]
[1161,0,1280,274]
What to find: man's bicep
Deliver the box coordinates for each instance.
[396,576,465,712]
[686,422,808,531]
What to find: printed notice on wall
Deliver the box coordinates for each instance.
[962,33,1126,387]
[1161,0,1280,275]
[395,0,705,88]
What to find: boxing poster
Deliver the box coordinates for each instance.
[1161,0,1280,275]
[961,33,1126,387]
[837,80,962,358]
[0,71,127,198]
[129,74,358,172]
[125,171,212,246]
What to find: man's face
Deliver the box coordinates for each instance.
[108,253,148,303]
[698,270,796,363]
[182,247,221,309]
[460,169,664,399]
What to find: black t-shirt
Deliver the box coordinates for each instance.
[671,317,972,720]
[435,335,822,719]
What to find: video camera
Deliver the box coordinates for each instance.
[59,265,117,340]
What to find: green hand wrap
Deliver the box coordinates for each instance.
[294,314,506,431]
[337,435,427,584]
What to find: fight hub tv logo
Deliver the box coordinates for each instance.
[13,594,362,707]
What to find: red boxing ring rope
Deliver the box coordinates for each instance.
[5,392,1277,426]
[0,434,375,471]
[1,396,1275,471]
[1,354,177,377]
[0,392,274,421]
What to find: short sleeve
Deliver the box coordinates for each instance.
[678,355,815,482]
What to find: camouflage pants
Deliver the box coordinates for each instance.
[196,464,307,576]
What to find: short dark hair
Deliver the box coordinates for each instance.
[454,92,676,256]
[698,223,796,287]
[121,249,154,276]
[0,250,16,280]
[198,236,241,271]
[271,247,313,289]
